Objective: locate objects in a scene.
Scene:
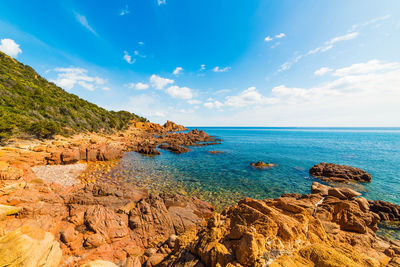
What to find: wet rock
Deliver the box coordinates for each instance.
[207,150,225,154]
[310,162,372,183]
[158,143,190,154]
[135,142,160,155]
[250,161,276,169]
[369,200,400,221]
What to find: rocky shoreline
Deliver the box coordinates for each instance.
[1,122,400,266]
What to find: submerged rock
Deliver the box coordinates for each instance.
[310,162,372,183]
[250,161,276,169]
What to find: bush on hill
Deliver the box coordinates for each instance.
[0,51,147,143]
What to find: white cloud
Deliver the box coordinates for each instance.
[213,66,231,72]
[350,15,391,32]
[135,82,150,90]
[173,67,183,75]
[201,60,400,126]
[314,67,333,76]
[166,85,193,100]
[279,32,359,72]
[155,111,166,117]
[51,67,107,91]
[120,5,130,16]
[327,32,359,45]
[188,99,201,105]
[102,86,110,91]
[157,0,166,5]
[204,101,223,109]
[123,51,135,64]
[333,60,400,76]
[264,36,273,42]
[75,13,98,36]
[126,82,149,90]
[225,87,276,107]
[200,64,206,71]
[0,38,22,58]
[150,74,174,89]
[138,41,144,45]
[265,33,285,43]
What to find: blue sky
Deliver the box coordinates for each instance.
[1,0,400,126]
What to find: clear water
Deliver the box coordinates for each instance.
[107,127,400,209]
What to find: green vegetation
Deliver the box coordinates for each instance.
[0,51,146,143]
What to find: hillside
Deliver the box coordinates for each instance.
[0,51,146,143]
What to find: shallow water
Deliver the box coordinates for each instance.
[104,127,400,209]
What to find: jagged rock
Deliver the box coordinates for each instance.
[84,205,129,242]
[310,162,372,183]
[369,200,400,221]
[135,143,160,155]
[0,226,62,267]
[158,143,190,154]
[163,121,187,132]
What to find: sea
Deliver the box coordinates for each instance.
[108,127,400,212]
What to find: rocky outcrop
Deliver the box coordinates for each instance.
[0,162,24,180]
[158,144,190,154]
[0,225,62,267]
[310,162,372,183]
[250,161,276,169]
[0,180,213,266]
[161,183,396,266]
[369,200,400,221]
[46,144,124,165]
[163,121,187,132]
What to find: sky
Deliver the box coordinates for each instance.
[1,0,400,126]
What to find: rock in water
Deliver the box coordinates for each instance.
[310,162,372,183]
[0,226,62,267]
[250,161,276,169]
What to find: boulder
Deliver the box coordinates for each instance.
[310,162,372,183]
[311,182,330,195]
[328,187,362,200]
[0,226,62,267]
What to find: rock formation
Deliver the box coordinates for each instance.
[310,162,372,183]
[161,182,400,266]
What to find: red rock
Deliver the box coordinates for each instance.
[310,162,372,183]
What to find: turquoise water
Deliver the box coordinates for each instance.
[112,127,400,208]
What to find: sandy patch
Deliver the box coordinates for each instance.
[32,163,87,186]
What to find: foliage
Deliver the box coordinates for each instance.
[0,51,147,143]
